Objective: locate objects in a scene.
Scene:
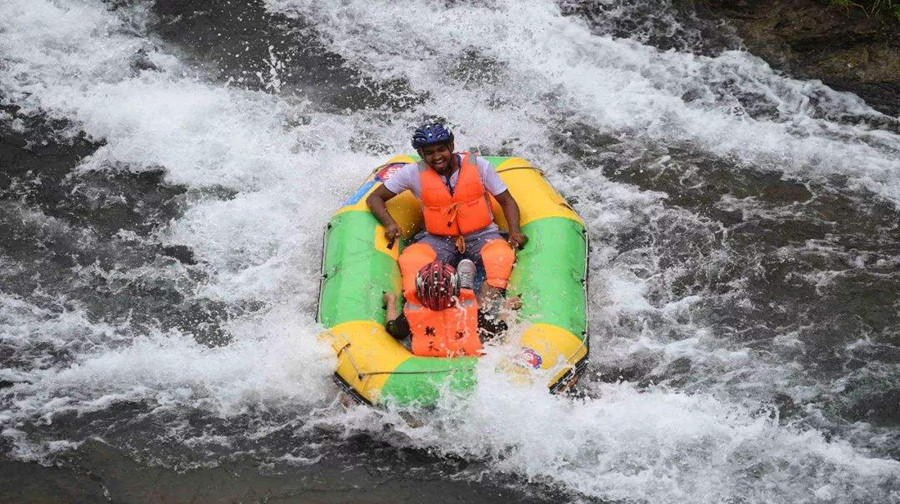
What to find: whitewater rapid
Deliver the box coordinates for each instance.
[2,0,900,502]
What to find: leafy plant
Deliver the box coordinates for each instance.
[830,0,861,11]
[828,0,900,22]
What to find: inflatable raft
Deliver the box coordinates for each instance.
[317,154,588,407]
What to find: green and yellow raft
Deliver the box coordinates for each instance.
[317,155,588,407]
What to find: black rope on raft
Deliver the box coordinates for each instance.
[358,368,477,378]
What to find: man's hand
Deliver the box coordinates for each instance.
[508,232,528,250]
[366,184,400,245]
[383,291,399,322]
[384,223,401,243]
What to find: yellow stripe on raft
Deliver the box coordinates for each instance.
[492,158,584,228]
[322,320,586,401]
[334,156,580,234]
[334,155,417,216]
[333,155,423,240]
[519,323,588,387]
[320,320,412,404]
[382,154,418,166]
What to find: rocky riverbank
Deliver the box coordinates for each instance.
[697,0,900,117]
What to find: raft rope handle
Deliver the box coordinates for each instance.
[495,165,542,175]
[564,336,589,364]
[337,340,475,379]
[335,341,366,381]
[315,222,332,324]
[556,229,591,383]
[359,368,476,377]
[339,340,581,381]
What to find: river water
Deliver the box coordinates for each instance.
[2,0,900,502]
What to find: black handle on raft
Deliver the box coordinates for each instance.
[387,236,396,250]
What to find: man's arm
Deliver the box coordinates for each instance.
[366,184,401,241]
[493,190,528,249]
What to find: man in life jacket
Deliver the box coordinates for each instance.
[383,259,519,357]
[366,123,527,307]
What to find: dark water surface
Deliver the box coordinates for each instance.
[2,0,900,502]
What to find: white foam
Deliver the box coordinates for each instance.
[0,290,125,352]
[0,0,392,303]
[327,376,899,504]
[268,0,900,204]
[0,0,343,447]
[7,306,335,421]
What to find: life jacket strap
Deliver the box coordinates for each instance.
[454,235,466,254]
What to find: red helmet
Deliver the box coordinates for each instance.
[415,260,459,310]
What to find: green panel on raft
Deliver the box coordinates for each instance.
[319,211,401,327]
[508,217,587,339]
[378,356,478,406]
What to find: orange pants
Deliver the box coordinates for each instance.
[398,238,515,301]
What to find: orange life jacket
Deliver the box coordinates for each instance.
[406,289,483,357]
[418,152,493,237]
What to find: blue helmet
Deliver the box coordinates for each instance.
[411,123,454,149]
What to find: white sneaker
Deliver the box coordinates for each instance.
[457,259,476,290]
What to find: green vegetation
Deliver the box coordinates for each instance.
[829,0,900,22]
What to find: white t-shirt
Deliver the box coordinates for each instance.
[382,154,508,198]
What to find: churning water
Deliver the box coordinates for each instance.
[2,0,900,502]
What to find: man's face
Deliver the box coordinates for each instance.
[420,142,454,173]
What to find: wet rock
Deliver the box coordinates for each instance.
[161,244,196,265]
[696,0,900,117]
[129,47,159,73]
